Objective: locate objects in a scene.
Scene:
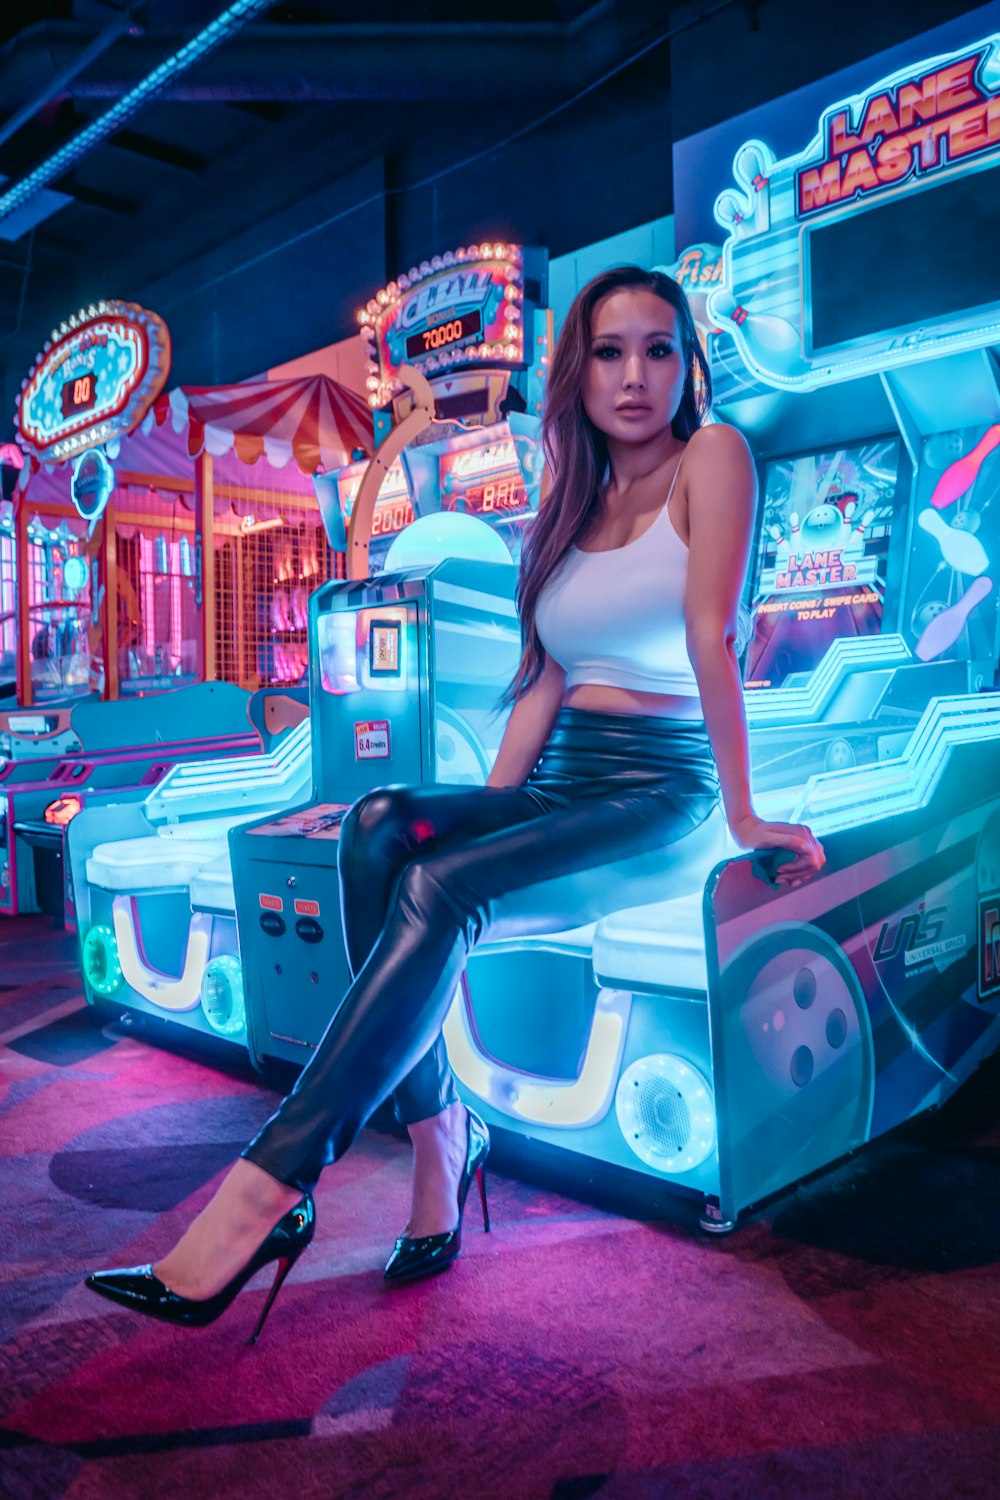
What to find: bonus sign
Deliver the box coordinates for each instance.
[16,300,171,464]
[358,244,535,409]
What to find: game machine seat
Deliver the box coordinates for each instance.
[69,687,310,1049]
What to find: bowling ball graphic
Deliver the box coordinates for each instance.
[823,737,856,772]
[799,504,850,552]
[951,509,981,533]
[436,705,490,786]
[923,431,964,470]
[911,599,947,636]
[717,922,874,1205]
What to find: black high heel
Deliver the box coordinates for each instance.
[384,1107,490,1285]
[85,1195,315,1343]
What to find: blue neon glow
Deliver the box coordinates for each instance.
[792,695,1000,831]
[143,719,312,825]
[0,0,276,228]
[706,34,1000,392]
[744,634,912,727]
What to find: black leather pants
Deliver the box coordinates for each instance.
[242,708,722,1193]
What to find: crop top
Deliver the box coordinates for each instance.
[535,459,699,698]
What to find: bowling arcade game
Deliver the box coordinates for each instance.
[445,29,1000,1230]
[230,242,548,1068]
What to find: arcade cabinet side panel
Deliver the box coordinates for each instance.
[704,752,1000,1224]
[231,809,352,1070]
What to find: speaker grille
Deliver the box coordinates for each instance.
[615,1054,715,1174]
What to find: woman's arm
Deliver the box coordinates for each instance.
[684,424,824,885]
[487,652,566,788]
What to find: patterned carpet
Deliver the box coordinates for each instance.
[2,912,1000,1500]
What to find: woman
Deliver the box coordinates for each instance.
[86,266,824,1337]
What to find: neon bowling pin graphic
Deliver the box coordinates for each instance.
[715,191,750,236]
[734,143,771,232]
[930,425,1000,510]
[914,575,993,660]
[917,508,990,577]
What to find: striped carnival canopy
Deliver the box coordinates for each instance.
[152,374,373,475]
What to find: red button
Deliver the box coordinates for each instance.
[294,898,319,917]
[259,893,283,912]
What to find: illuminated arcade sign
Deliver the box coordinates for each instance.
[16,300,171,464]
[706,34,1000,392]
[70,448,114,526]
[358,244,527,408]
[337,458,414,539]
[798,51,998,217]
[439,439,528,519]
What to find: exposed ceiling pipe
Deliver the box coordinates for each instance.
[0,0,278,232]
[0,12,137,152]
[0,7,626,105]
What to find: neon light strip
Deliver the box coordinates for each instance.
[744,633,911,725]
[0,0,275,226]
[112,896,211,1012]
[144,720,311,819]
[793,695,1000,831]
[443,984,630,1128]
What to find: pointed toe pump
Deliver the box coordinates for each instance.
[384,1108,490,1285]
[85,1195,315,1343]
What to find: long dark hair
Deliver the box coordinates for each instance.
[504,266,712,706]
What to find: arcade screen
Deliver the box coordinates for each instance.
[438,436,530,558]
[744,438,906,690]
[337,459,414,570]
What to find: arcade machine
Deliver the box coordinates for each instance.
[443,30,1000,1230]
[70,239,547,1052]
[5,301,370,921]
[230,242,549,1068]
[2,682,264,923]
[65,462,410,1051]
[68,693,310,1046]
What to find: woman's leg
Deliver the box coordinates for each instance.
[243,781,720,1193]
[155,783,551,1297]
[338,784,547,1126]
[337,784,553,1235]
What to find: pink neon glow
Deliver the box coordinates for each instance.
[930,425,1000,509]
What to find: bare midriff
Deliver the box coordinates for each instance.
[562,683,704,721]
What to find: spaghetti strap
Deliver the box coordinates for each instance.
[664,446,687,509]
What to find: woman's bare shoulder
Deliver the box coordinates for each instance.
[685,421,753,463]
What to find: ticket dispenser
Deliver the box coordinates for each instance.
[232,556,519,1069]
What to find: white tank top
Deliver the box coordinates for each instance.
[535,458,699,698]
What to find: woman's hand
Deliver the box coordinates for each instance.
[728,813,826,888]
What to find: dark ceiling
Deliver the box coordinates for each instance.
[0,0,985,424]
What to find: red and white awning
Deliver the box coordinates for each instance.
[152,374,373,474]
